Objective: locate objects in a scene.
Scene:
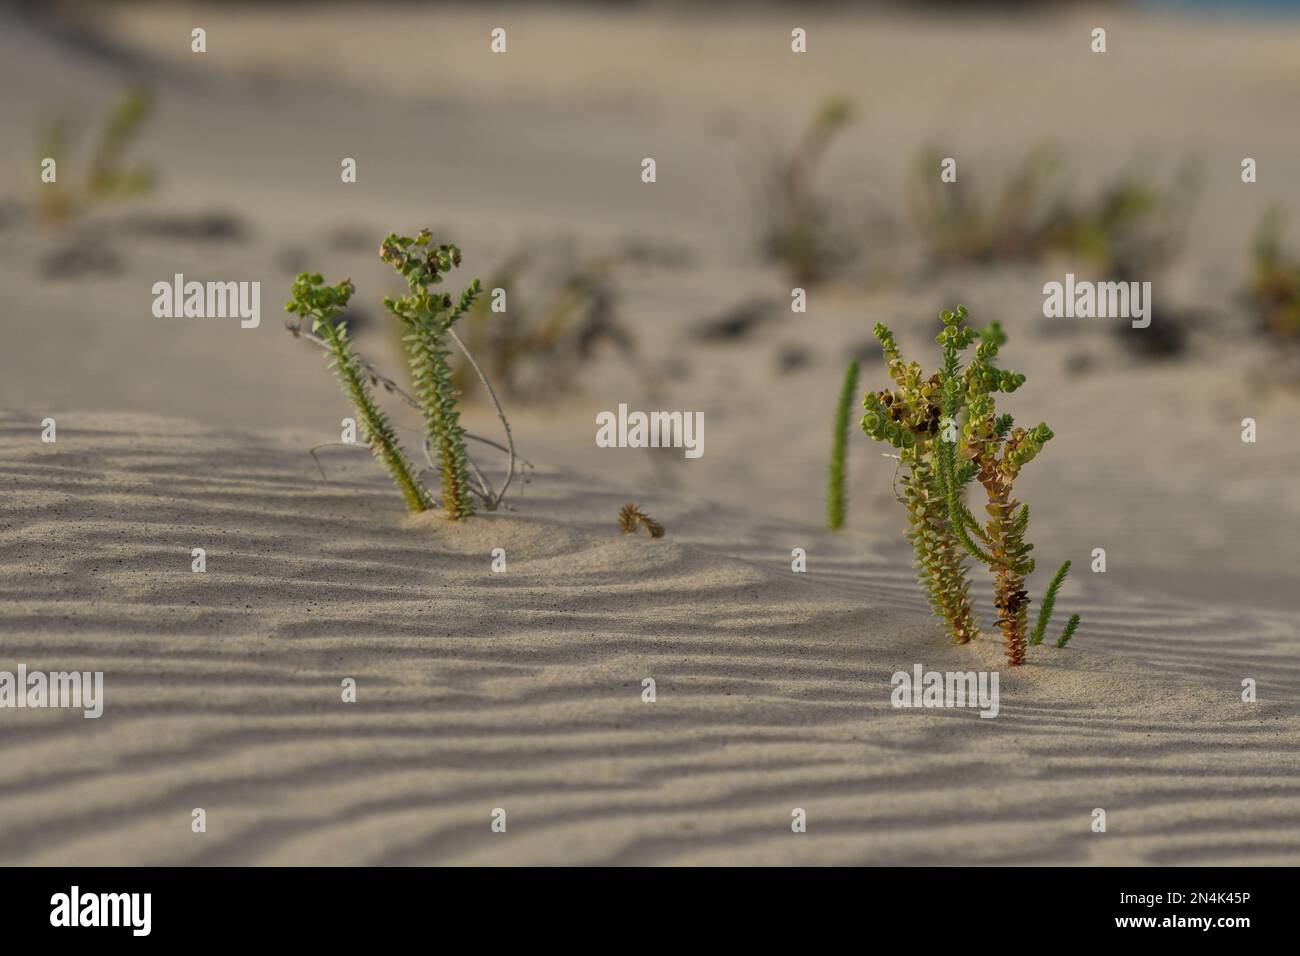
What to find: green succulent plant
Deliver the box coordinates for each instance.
[285,273,433,514]
[932,306,1080,666]
[860,325,978,646]
[380,231,482,520]
[287,235,527,520]
[860,306,1081,665]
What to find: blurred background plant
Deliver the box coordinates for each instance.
[451,249,634,401]
[1248,206,1300,343]
[908,145,1197,278]
[907,144,1062,266]
[1043,159,1199,282]
[909,146,1200,359]
[755,95,858,287]
[35,87,156,227]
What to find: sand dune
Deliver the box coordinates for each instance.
[2,0,1298,869]
[1,413,1295,865]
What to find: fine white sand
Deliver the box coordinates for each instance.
[1,413,1296,865]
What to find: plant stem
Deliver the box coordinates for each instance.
[448,327,517,510]
[404,315,474,519]
[828,360,859,530]
[1056,614,1081,648]
[903,449,978,644]
[982,468,1029,665]
[1030,560,1071,646]
[319,321,431,514]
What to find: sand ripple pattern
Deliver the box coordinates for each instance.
[0,414,1296,865]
